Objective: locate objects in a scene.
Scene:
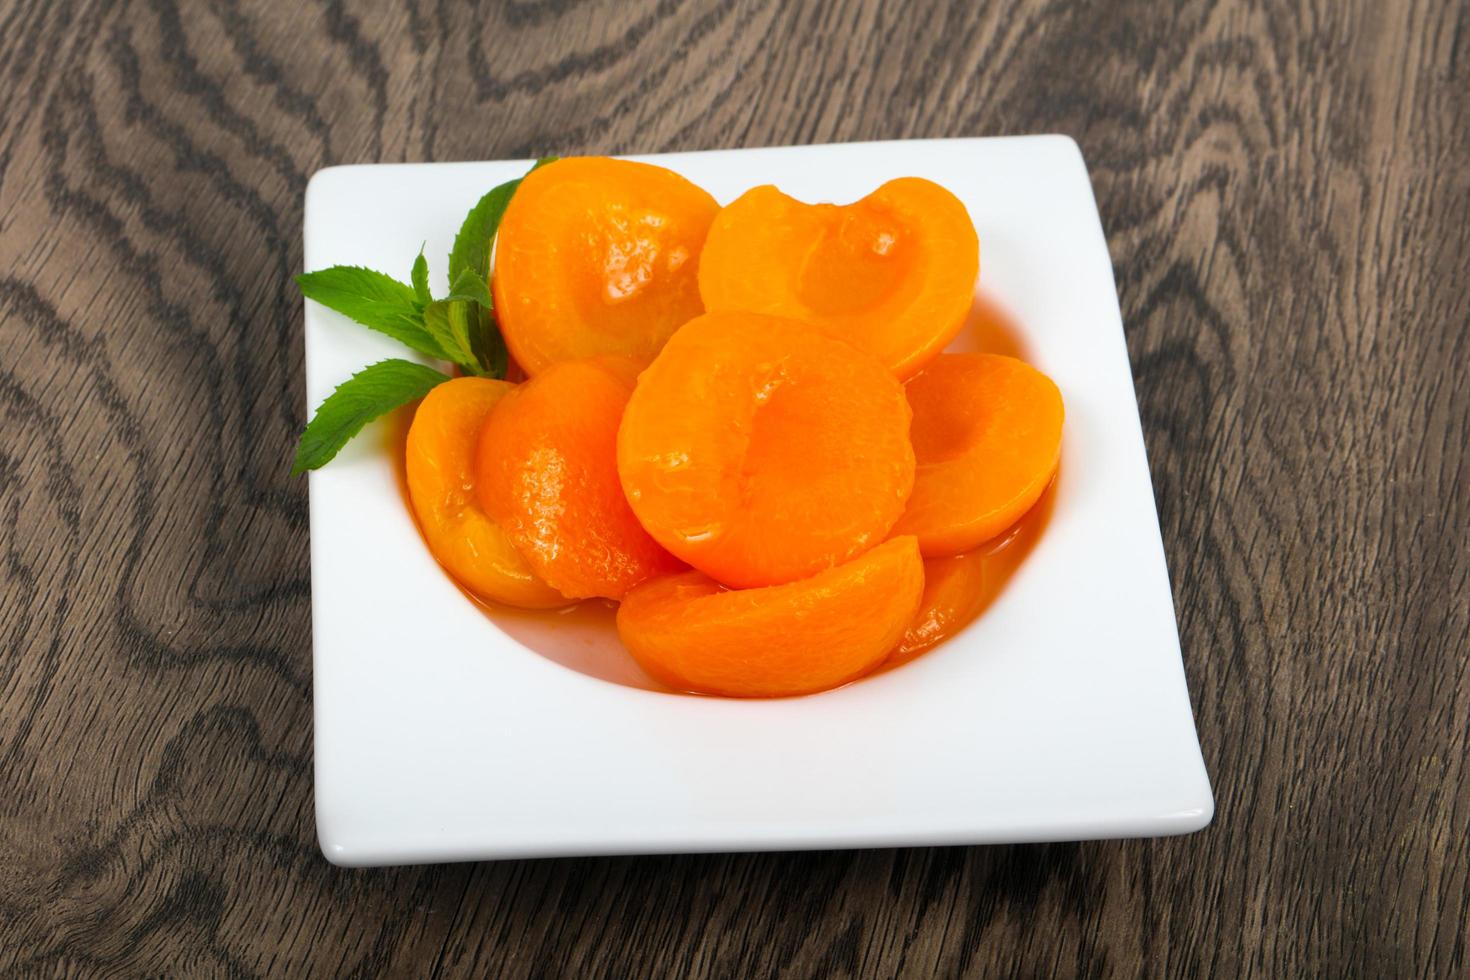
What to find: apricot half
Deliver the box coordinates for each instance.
[891,550,989,665]
[618,312,915,589]
[698,178,978,378]
[405,378,565,609]
[493,157,719,376]
[476,357,683,600]
[892,353,1063,556]
[618,536,925,698]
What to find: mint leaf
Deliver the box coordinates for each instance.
[445,267,493,308]
[422,300,480,374]
[297,266,451,361]
[473,309,509,379]
[292,359,449,474]
[447,157,556,284]
[445,302,481,374]
[448,181,518,285]
[411,247,430,306]
[440,158,555,379]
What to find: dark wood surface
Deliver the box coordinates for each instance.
[2,0,1467,975]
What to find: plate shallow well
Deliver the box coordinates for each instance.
[304,137,1214,866]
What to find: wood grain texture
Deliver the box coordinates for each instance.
[1,0,1467,975]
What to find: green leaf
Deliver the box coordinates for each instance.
[445,301,482,374]
[447,157,558,283]
[297,266,451,361]
[445,267,493,308]
[448,181,518,285]
[473,308,509,379]
[292,359,449,474]
[422,299,481,374]
[411,247,430,306]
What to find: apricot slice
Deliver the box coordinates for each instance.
[617,312,915,589]
[405,378,566,609]
[891,550,988,665]
[698,178,978,378]
[892,353,1063,556]
[493,157,720,376]
[618,536,925,698]
[476,357,683,600]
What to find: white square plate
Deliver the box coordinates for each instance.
[305,137,1213,867]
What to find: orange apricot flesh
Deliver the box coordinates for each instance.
[698,178,979,378]
[404,378,566,609]
[890,550,989,665]
[617,536,925,698]
[476,357,684,600]
[493,157,719,376]
[617,312,915,589]
[892,353,1063,556]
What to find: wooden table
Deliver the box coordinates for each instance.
[3,0,1467,975]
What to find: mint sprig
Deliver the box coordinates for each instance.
[296,265,451,361]
[294,157,556,473]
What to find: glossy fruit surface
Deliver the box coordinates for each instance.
[494,157,719,375]
[618,536,924,697]
[893,353,1063,555]
[477,357,683,600]
[891,550,989,664]
[405,378,565,609]
[699,178,978,377]
[618,312,915,588]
